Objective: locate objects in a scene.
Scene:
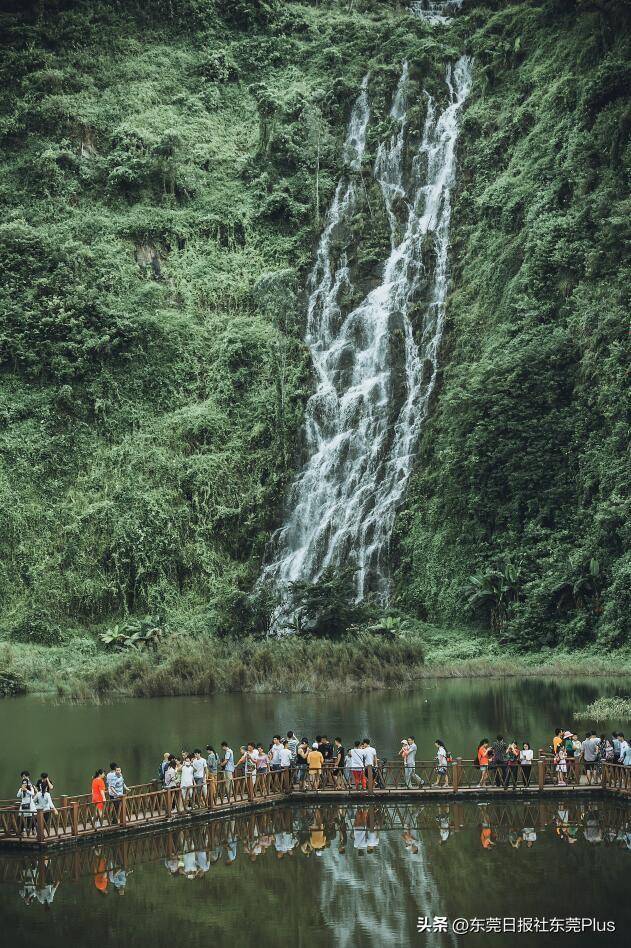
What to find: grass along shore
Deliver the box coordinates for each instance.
[0,625,630,700]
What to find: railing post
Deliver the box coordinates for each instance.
[246,774,254,803]
[284,768,292,795]
[601,763,608,790]
[120,796,127,828]
[165,789,172,818]
[60,795,68,811]
[206,776,214,810]
[453,758,461,793]
[36,809,45,843]
[538,753,545,791]
[71,802,79,837]
[366,765,374,794]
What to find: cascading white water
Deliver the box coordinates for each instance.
[410,0,463,24]
[262,58,472,604]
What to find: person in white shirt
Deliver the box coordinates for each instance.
[433,739,449,788]
[519,742,534,786]
[17,778,37,836]
[192,750,208,789]
[618,733,630,763]
[349,741,366,790]
[269,736,283,771]
[279,743,293,770]
[180,755,195,807]
[33,787,57,828]
[237,743,260,786]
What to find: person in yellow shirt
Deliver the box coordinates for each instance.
[307,743,324,789]
[552,729,563,754]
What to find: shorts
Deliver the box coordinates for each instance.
[584,761,595,771]
[479,765,488,773]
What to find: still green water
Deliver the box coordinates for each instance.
[0,676,629,946]
[0,800,628,947]
[0,676,627,798]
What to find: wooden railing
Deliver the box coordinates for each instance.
[1,756,626,847]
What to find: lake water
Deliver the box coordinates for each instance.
[0,676,629,946]
[0,675,628,798]
[0,799,628,946]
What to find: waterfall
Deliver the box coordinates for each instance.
[409,0,463,24]
[262,58,472,605]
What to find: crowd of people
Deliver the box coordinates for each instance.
[12,726,630,834]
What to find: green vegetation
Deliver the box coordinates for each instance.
[396,0,630,652]
[575,696,631,721]
[0,0,629,696]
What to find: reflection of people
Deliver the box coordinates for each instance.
[522,826,537,848]
[403,828,419,855]
[480,824,495,849]
[108,864,128,895]
[310,809,327,856]
[94,855,108,894]
[36,880,59,907]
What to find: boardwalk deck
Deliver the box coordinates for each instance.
[2,759,628,851]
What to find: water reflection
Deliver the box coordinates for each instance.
[4,800,629,906]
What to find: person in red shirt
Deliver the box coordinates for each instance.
[477,739,490,787]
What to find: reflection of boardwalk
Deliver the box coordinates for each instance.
[1,761,628,851]
[0,800,628,904]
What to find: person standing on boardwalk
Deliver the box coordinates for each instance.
[92,769,107,818]
[192,750,207,791]
[106,764,128,822]
[307,742,324,789]
[349,741,366,790]
[221,742,235,795]
[490,736,508,788]
[433,740,449,788]
[520,742,534,786]
[34,782,57,825]
[206,746,218,794]
[406,736,422,788]
[582,732,600,785]
[332,738,344,789]
[555,745,568,785]
[286,731,299,762]
[296,739,309,789]
[180,755,195,807]
[17,777,37,835]
[362,738,378,787]
[477,739,490,787]
[269,736,283,772]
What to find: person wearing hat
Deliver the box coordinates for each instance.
[307,742,324,789]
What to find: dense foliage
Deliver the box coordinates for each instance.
[0,0,628,658]
[395,0,630,650]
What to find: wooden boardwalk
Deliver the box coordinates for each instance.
[2,758,628,850]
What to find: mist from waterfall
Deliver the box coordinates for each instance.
[262,58,472,604]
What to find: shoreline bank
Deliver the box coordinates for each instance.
[1,629,630,701]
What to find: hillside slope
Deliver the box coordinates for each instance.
[0,0,628,656]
